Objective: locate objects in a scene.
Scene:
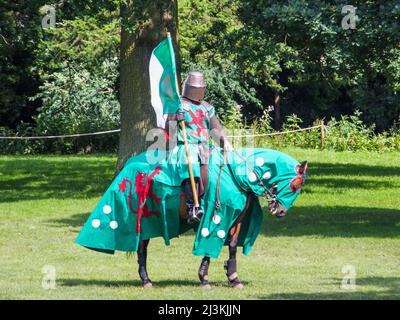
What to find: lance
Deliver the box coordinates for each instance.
[166,32,200,209]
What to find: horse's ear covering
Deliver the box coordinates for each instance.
[298,161,308,175]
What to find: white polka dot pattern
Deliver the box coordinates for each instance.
[255,157,265,167]
[201,228,209,237]
[248,172,257,182]
[217,230,226,239]
[103,205,112,214]
[91,219,100,228]
[109,221,118,229]
[262,171,271,179]
[212,215,221,224]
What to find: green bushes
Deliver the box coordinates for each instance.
[0,59,120,155]
[245,110,400,152]
[2,109,400,154]
[33,59,120,146]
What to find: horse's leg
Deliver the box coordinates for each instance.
[198,256,211,288]
[224,195,252,288]
[137,239,152,288]
[225,223,244,289]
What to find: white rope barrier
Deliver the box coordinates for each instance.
[0,129,121,140]
[226,125,322,138]
[0,124,323,140]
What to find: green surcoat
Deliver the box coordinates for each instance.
[165,99,215,183]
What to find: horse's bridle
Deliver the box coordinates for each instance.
[212,149,280,220]
[225,150,279,204]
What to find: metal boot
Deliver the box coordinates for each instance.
[182,178,204,223]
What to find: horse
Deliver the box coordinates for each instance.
[76,147,308,288]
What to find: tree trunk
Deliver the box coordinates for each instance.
[116,0,179,173]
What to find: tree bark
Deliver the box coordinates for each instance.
[117,0,179,173]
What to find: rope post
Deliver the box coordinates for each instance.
[320,119,325,150]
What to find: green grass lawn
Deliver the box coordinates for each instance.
[0,148,399,299]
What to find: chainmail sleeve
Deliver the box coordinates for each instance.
[210,115,230,149]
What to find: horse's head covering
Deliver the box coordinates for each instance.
[227,148,306,209]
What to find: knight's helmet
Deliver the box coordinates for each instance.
[182,71,206,102]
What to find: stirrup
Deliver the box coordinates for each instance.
[187,205,204,224]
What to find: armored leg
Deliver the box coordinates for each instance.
[198,256,211,288]
[137,239,152,287]
[225,224,244,289]
[182,178,204,224]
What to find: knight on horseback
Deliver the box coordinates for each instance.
[165,71,233,224]
[75,36,309,289]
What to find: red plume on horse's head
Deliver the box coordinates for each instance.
[298,161,308,175]
[291,161,308,193]
[295,161,308,176]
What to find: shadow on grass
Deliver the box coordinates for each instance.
[304,177,399,192]
[298,162,400,195]
[290,162,400,194]
[47,205,399,239]
[58,276,398,298]
[2,155,400,239]
[59,278,205,288]
[0,157,115,203]
[261,205,400,238]
[309,162,400,177]
[59,278,142,287]
[257,160,400,238]
[45,212,196,240]
[45,212,90,228]
[2,157,399,204]
[260,276,400,300]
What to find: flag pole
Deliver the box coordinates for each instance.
[166,32,200,208]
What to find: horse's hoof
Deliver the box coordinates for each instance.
[143,281,153,288]
[232,283,244,289]
[201,283,212,289]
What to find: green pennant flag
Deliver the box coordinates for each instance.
[149,34,182,128]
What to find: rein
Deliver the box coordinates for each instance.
[213,150,227,217]
[213,149,277,218]
[229,150,276,200]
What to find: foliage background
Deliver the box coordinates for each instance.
[0,0,399,153]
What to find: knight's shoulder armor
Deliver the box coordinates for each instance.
[201,100,214,112]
